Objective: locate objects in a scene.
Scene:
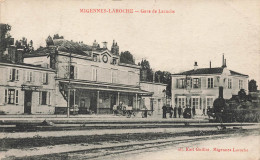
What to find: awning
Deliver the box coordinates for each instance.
[59,80,153,96]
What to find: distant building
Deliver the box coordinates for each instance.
[23,39,151,114]
[171,55,249,115]
[0,60,55,114]
[140,81,167,116]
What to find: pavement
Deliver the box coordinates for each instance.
[0,114,210,124]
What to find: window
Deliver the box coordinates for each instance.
[39,91,47,105]
[206,97,214,109]
[191,97,200,109]
[111,70,118,83]
[5,89,17,104]
[42,73,48,84]
[178,79,185,89]
[207,78,213,88]
[70,66,74,79]
[177,96,186,108]
[239,80,243,89]
[92,67,97,81]
[16,70,19,81]
[26,71,33,82]
[228,78,232,89]
[9,69,19,81]
[5,89,7,103]
[193,78,200,88]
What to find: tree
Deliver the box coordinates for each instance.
[53,34,64,39]
[155,70,172,97]
[248,79,258,92]
[120,51,135,65]
[139,59,153,82]
[0,23,13,58]
[238,89,247,102]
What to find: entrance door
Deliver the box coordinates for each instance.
[24,91,32,114]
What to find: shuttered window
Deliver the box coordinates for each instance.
[193,78,200,88]
[228,78,232,89]
[207,78,214,88]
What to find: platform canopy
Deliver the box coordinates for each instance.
[58,79,153,96]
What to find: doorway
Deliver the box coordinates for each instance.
[24,91,32,114]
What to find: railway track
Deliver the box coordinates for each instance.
[16,129,259,160]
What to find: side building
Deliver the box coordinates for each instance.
[24,39,151,114]
[0,60,56,114]
[171,56,248,115]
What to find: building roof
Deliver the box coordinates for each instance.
[25,39,118,57]
[0,60,55,72]
[172,67,248,77]
[229,70,248,76]
[140,81,167,86]
[172,67,223,75]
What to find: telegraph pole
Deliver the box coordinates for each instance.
[67,51,71,118]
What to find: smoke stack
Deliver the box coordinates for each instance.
[210,61,211,68]
[219,86,223,98]
[194,61,198,70]
[224,59,227,67]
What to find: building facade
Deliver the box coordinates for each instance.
[140,81,167,116]
[171,57,249,115]
[0,61,56,114]
[23,39,151,114]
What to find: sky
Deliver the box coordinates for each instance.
[1,0,260,84]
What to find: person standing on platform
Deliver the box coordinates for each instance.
[162,105,167,118]
[178,106,182,118]
[192,106,196,117]
[169,105,173,118]
[173,106,177,118]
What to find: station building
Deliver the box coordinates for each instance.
[171,56,249,115]
[23,38,152,114]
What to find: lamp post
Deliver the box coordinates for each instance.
[162,89,167,106]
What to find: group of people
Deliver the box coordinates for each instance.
[162,105,197,119]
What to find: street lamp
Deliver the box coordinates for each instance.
[162,89,167,106]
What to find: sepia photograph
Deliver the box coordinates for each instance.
[0,0,259,159]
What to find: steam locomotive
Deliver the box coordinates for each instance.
[208,87,260,123]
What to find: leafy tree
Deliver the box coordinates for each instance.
[238,89,247,102]
[248,79,258,92]
[0,23,12,58]
[155,70,172,97]
[120,51,135,65]
[139,59,153,82]
[53,34,64,39]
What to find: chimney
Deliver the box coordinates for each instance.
[210,61,211,68]
[224,59,227,67]
[222,54,225,67]
[102,41,107,49]
[194,61,198,70]
[219,86,223,98]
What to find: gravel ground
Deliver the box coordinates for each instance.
[1,126,259,159]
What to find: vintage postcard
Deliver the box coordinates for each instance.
[0,0,259,159]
